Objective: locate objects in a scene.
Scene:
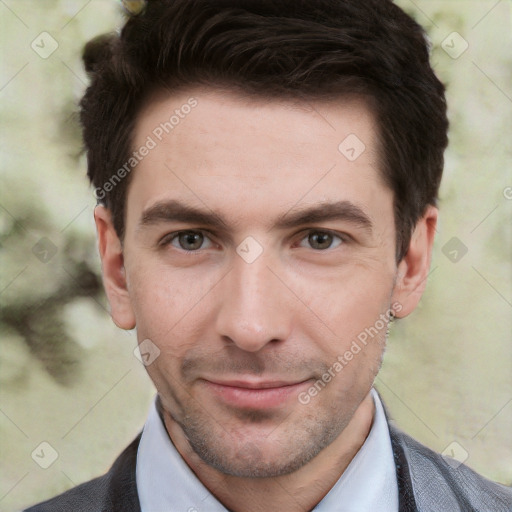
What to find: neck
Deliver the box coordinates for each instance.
[163,391,375,512]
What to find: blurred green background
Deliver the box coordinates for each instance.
[1,1,511,510]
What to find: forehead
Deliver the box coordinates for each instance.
[126,86,391,230]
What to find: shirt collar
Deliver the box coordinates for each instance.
[311,388,398,511]
[136,388,398,511]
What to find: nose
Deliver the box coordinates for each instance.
[215,250,293,353]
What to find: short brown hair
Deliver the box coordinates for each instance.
[80,0,448,261]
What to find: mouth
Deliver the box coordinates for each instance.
[200,378,312,409]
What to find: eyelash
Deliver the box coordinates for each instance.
[160,229,349,253]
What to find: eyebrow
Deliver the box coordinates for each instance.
[138,199,373,234]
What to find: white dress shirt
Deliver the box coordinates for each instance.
[136,387,398,511]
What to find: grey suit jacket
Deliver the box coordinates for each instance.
[24,407,512,511]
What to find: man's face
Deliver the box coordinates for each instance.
[114,87,401,477]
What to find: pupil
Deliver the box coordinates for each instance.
[311,232,332,249]
[181,232,202,250]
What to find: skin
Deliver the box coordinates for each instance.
[95,85,437,511]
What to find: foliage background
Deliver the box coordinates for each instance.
[1,1,511,510]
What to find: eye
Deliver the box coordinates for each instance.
[163,230,214,252]
[298,230,344,250]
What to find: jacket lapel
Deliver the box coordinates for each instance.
[374,390,419,511]
[105,433,142,512]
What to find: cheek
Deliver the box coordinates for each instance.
[292,262,395,342]
[126,260,220,347]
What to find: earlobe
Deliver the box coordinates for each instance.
[391,206,438,318]
[94,205,136,330]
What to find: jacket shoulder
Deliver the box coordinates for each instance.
[388,422,512,512]
[23,473,112,512]
[23,434,142,512]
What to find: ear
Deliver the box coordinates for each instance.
[391,205,438,318]
[94,205,136,330]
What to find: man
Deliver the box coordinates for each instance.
[25,0,512,510]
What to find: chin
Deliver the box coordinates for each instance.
[181,412,345,478]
